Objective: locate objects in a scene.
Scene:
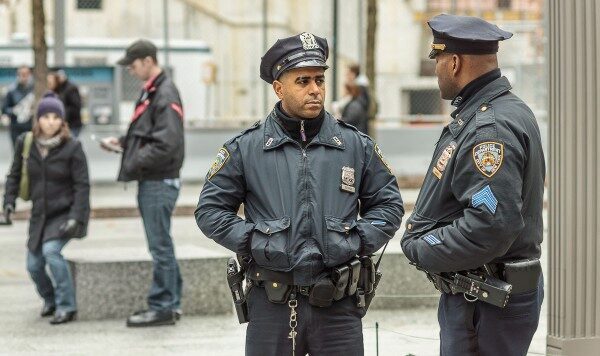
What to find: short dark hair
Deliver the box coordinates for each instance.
[348,64,360,77]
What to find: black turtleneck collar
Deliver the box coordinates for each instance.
[451,68,501,116]
[274,102,325,146]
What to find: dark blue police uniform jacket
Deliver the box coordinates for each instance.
[401,76,545,273]
[196,109,404,286]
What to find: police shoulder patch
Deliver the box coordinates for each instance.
[207,147,230,180]
[374,144,392,174]
[472,141,504,178]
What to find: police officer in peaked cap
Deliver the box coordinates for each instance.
[401,14,545,355]
[196,32,404,355]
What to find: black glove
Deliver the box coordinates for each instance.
[0,204,14,226]
[59,219,82,238]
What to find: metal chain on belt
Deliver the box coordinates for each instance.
[288,297,298,356]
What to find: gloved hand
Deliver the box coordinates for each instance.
[59,219,82,238]
[0,204,14,226]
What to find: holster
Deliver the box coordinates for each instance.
[331,264,351,301]
[502,259,541,294]
[347,259,362,296]
[308,277,336,307]
[356,256,376,308]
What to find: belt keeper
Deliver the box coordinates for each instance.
[355,288,366,308]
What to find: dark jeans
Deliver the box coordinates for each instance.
[137,179,182,311]
[26,239,77,313]
[245,286,365,356]
[438,276,544,356]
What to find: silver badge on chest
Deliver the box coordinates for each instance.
[340,166,356,193]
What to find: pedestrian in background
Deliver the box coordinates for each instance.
[47,70,83,137]
[55,70,83,137]
[2,65,34,147]
[2,92,90,325]
[100,39,185,327]
[341,81,369,135]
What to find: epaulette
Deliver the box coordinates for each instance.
[225,120,262,145]
[336,118,370,139]
[475,103,498,140]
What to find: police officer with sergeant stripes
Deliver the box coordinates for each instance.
[401,14,545,355]
[195,32,404,355]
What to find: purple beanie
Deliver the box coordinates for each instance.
[37,92,65,119]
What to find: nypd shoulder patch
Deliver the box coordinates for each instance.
[207,147,230,180]
[472,141,504,178]
[374,144,392,174]
[423,234,442,246]
[472,185,498,214]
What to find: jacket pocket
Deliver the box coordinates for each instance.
[324,216,360,267]
[250,216,291,270]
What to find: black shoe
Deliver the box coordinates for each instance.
[41,304,56,317]
[126,309,175,327]
[49,311,77,325]
[173,309,182,321]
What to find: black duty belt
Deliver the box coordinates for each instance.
[247,255,379,308]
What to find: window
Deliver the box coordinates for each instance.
[74,56,107,66]
[498,0,512,9]
[77,0,102,10]
[408,89,442,115]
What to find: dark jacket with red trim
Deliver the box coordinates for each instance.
[118,71,184,182]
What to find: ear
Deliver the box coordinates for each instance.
[272,80,284,100]
[452,54,462,76]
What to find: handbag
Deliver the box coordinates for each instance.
[18,132,33,201]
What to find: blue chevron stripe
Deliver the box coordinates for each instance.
[423,234,442,246]
[472,185,498,214]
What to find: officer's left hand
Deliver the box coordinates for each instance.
[59,219,82,238]
[433,275,453,294]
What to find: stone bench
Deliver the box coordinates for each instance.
[64,245,232,321]
[368,252,439,309]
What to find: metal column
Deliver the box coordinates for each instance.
[547,0,600,354]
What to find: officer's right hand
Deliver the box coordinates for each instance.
[0,204,14,226]
[100,136,123,153]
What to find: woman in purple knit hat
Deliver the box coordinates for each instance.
[1,92,90,324]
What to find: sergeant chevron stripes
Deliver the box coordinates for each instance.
[423,234,442,246]
[472,185,498,214]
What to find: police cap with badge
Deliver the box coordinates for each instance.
[427,14,513,59]
[260,32,329,84]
